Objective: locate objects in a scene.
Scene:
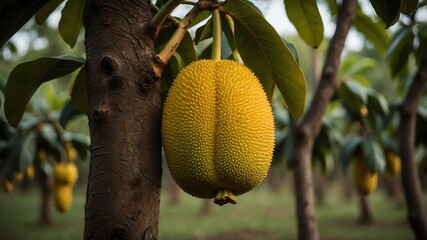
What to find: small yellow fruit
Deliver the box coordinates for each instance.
[53,162,78,185]
[14,172,24,182]
[66,143,77,162]
[26,165,35,180]
[2,179,13,193]
[53,184,73,212]
[359,105,369,117]
[353,156,378,195]
[162,60,275,204]
[386,151,401,176]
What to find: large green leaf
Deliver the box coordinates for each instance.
[35,0,64,24]
[194,20,212,45]
[386,27,414,77]
[222,0,307,120]
[368,0,401,28]
[12,132,37,172]
[70,66,88,114]
[367,90,389,116]
[401,0,418,15]
[362,136,385,173]
[0,0,50,47]
[58,0,84,48]
[284,0,324,48]
[353,9,390,54]
[339,135,362,171]
[5,55,85,127]
[59,99,82,127]
[338,80,368,114]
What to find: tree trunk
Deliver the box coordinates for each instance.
[169,177,181,205]
[199,199,212,216]
[399,38,427,240]
[358,195,374,224]
[83,1,163,239]
[38,170,52,225]
[292,1,356,239]
[313,169,325,206]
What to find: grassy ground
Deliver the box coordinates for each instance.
[0,183,418,240]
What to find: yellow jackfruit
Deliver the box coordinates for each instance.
[162,60,275,204]
[26,165,35,180]
[15,172,24,182]
[386,151,401,176]
[54,184,73,212]
[53,162,78,185]
[353,156,378,195]
[2,178,13,193]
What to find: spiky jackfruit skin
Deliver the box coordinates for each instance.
[353,157,378,195]
[54,162,78,185]
[162,60,275,199]
[54,184,73,212]
[386,151,401,176]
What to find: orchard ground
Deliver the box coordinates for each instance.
[0,174,423,240]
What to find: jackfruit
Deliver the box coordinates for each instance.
[26,165,35,180]
[386,151,401,176]
[162,60,275,205]
[353,156,378,195]
[15,172,24,182]
[2,178,13,193]
[53,162,78,185]
[54,184,73,212]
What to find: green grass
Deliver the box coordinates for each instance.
[0,184,418,240]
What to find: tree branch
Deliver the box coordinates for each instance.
[300,0,357,133]
[150,0,183,35]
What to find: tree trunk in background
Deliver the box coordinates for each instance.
[268,166,282,193]
[313,169,325,206]
[358,195,374,224]
[292,1,356,239]
[169,178,181,205]
[382,175,403,207]
[199,199,212,216]
[38,170,52,225]
[399,39,427,240]
[341,174,354,201]
[83,1,162,239]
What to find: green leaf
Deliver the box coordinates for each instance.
[340,135,362,170]
[386,27,414,77]
[222,0,307,120]
[353,9,390,54]
[362,136,386,173]
[0,0,50,47]
[5,55,85,127]
[59,99,82,127]
[12,132,37,172]
[64,132,90,160]
[368,0,401,28]
[338,80,368,114]
[189,10,211,29]
[58,0,84,48]
[367,90,389,116]
[161,53,183,100]
[35,0,64,25]
[322,0,338,16]
[401,0,418,15]
[284,0,324,48]
[70,66,88,114]
[194,20,212,45]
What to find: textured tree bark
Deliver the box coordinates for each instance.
[83,1,162,239]
[38,170,52,225]
[399,39,427,240]
[292,1,357,239]
[358,195,374,224]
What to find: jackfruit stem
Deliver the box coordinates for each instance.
[211,9,222,60]
[214,189,237,206]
